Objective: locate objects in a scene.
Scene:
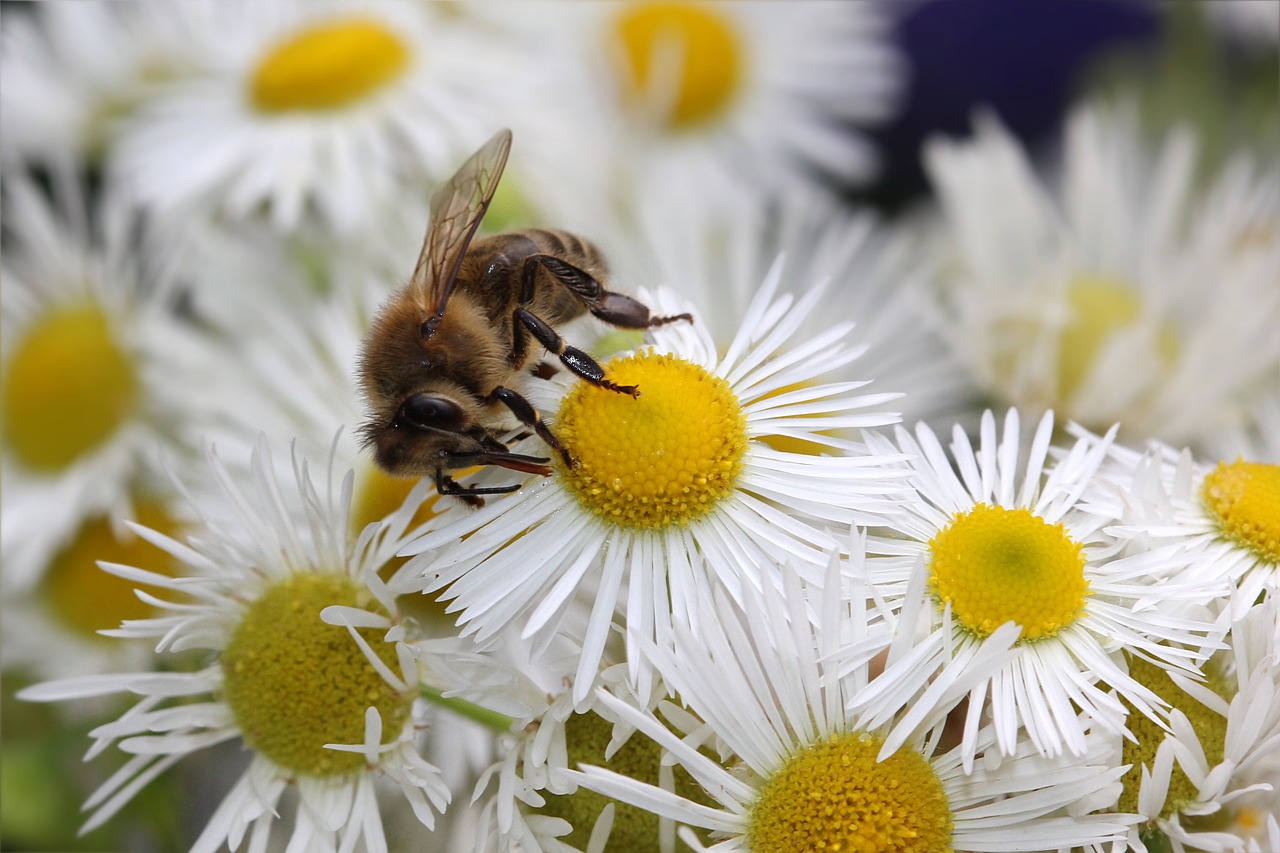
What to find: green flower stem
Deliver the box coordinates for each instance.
[419,685,516,732]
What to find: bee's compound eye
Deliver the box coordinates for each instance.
[399,393,465,432]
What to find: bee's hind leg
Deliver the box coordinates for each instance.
[522,254,692,329]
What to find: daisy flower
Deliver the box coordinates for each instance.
[859,409,1230,761]
[110,0,511,233]
[568,554,1132,853]
[922,104,1280,450]
[0,177,213,635]
[480,1,902,210]
[1112,593,1280,853]
[18,438,451,851]
[399,263,907,703]
[1075,419,1280,618]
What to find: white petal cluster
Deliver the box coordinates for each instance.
[4,5,1278,852]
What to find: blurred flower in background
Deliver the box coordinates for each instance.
[108,1,513,235]
[922,104,1279,451]
[1,1,1277,851]
[473,1,902,216]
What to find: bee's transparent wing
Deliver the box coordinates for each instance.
[409,128,512,317]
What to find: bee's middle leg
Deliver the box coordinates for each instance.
[487,385,576,468]
[513,307,640,398]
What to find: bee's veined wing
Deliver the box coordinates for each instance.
[409,128,512,318]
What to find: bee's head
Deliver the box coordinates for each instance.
[359,389,484,476]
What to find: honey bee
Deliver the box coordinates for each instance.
[358,129,690,504]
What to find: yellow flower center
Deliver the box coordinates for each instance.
[1118,654,1229,819]
[2,303,138,472]
[612,1,743,129]
[42,501,182,640]
[221,573,411,777]
[555,351,747,530]
[748,732,954,853]
[249,17,411,114]
[1056,277,1177,402]
[540,710,712,849]
[928,504,1089,641]
[1202,460,1280,564]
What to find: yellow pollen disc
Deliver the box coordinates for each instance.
[555,351,747,530]
[1202,460,1280,564]
[1118,654,1229,819]
[42,501,182,640]
[928,504,1089,641]
[539,711,713,850]
[748,732,954,853]
[613,1,743,129]
[1056,277,1177,402]
[221,573,410,778]
[250,18,410,114]
[2,303,138,472]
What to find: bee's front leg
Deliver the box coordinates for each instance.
[487,386,575,468]
[433,466,520,507]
